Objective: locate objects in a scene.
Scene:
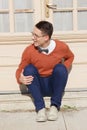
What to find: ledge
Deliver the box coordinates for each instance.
[0,91,87,112]
[0,33,87,44]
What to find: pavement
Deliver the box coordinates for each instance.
[0,92,87,130]
[0,107,87,130]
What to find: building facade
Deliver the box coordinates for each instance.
[0,0,87,93]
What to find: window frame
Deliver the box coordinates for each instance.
[50,0,87,42]
[0,0,87,44]
[51,0,87,32]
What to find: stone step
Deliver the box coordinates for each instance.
[0,91,87,112]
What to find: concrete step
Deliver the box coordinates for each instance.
[0,91,87,112]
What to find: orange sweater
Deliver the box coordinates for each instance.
[16,40,74,84]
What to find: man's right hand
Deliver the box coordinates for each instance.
[19,70,34,85]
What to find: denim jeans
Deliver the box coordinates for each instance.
[23,64,68,111]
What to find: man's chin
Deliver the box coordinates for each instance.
[34,43,39,47]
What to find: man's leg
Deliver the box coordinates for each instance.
[23,64,45,112]
[24,64,47,122]
[51,64,68,109]
[47,64,68,121]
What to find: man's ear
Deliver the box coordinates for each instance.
[45,35,49,41]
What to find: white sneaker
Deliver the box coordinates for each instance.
[36,108,47,122]
[47,106,58,121]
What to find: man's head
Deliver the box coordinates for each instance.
[32,21,53,47]
[35,21,53,39]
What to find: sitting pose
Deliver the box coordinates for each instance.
[16,21,74,122]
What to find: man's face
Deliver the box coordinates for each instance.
[32,27,49,47]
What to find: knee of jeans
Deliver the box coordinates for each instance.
[23,64,38,76]
[53,64,68,74]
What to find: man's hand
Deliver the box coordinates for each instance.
[19,70,34,85]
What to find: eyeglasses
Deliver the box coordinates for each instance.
[31,32,46,38]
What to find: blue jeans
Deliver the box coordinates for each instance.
[23,64,68,111]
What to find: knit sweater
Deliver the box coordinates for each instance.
[16,40,74,84]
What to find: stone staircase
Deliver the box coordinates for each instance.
[0,89,87,112]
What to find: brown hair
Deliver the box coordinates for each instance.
[35,21,53,39]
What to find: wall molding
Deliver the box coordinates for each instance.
[0,33,87,44]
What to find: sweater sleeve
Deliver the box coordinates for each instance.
[63,45,74,70]
[15,46,31,84]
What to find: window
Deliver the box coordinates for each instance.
[52,0,87,32]
[0,0,9,32]
[78,0,87,30]
[0,0,87,36]
[0,0,34,33]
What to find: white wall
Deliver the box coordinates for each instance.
[0,41,87,93]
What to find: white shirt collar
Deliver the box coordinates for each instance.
[41,40,56,54]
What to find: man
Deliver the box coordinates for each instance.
[16,21,74,122]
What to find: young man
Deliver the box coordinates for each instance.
[16,21,74,122]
